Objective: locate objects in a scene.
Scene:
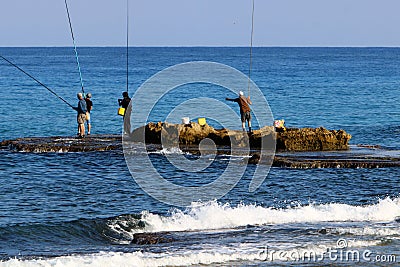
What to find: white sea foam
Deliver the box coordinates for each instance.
[331,226,400,237]
[150,147,184,155]
[53,138,74,142]
[4,250,265,267]
[0,250,258,267]
[1,239,382,267]
[134,198,400,233]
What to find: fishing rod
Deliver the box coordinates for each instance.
[0,55,74,108]
[64,0,85,94]
[247,0,255,97]
[126,0,129,94]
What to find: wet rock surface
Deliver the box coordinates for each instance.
[0,135,122,153]
[248,153,400,169]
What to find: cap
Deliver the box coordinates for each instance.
[86,93,92,98]
[239,91,244,96]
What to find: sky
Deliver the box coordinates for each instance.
[1,0,400,47]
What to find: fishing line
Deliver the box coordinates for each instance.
[247,0,255,97]
[126,0,129,94]
[64,0,85,94]
[0,55,74,108]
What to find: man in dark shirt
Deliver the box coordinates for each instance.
[226,91,253,133]
[73,92,87,138]
[118,91,131,134]
[85,93,93,135]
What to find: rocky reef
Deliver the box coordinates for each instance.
[2,122,396,169]
[0,122,351,153]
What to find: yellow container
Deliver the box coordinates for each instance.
[118,107,126,116]
[198,117,206,126]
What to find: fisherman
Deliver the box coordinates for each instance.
[118,91,131,134]
[226,91,253,133]
[85,93,93,135]
[73,92,87,138]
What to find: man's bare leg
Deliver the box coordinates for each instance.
[79,124,85,137]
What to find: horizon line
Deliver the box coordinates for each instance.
[1,45,400,48]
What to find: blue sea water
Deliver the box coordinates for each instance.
[0,47,400,266]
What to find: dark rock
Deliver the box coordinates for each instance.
[131,232,175,245]
[318,229,328,234]
[248,153,261,164]
[265,154,400,169]
[0,135,121,153]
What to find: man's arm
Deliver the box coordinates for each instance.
[226,97,239,102]
[247,96,252,105]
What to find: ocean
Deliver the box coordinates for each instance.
[0,47,400,266]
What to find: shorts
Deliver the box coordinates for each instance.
[77,113,86,125]
[86,112,91,124]
[241,111,251,122]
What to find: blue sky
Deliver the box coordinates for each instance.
[1,0,400,47]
